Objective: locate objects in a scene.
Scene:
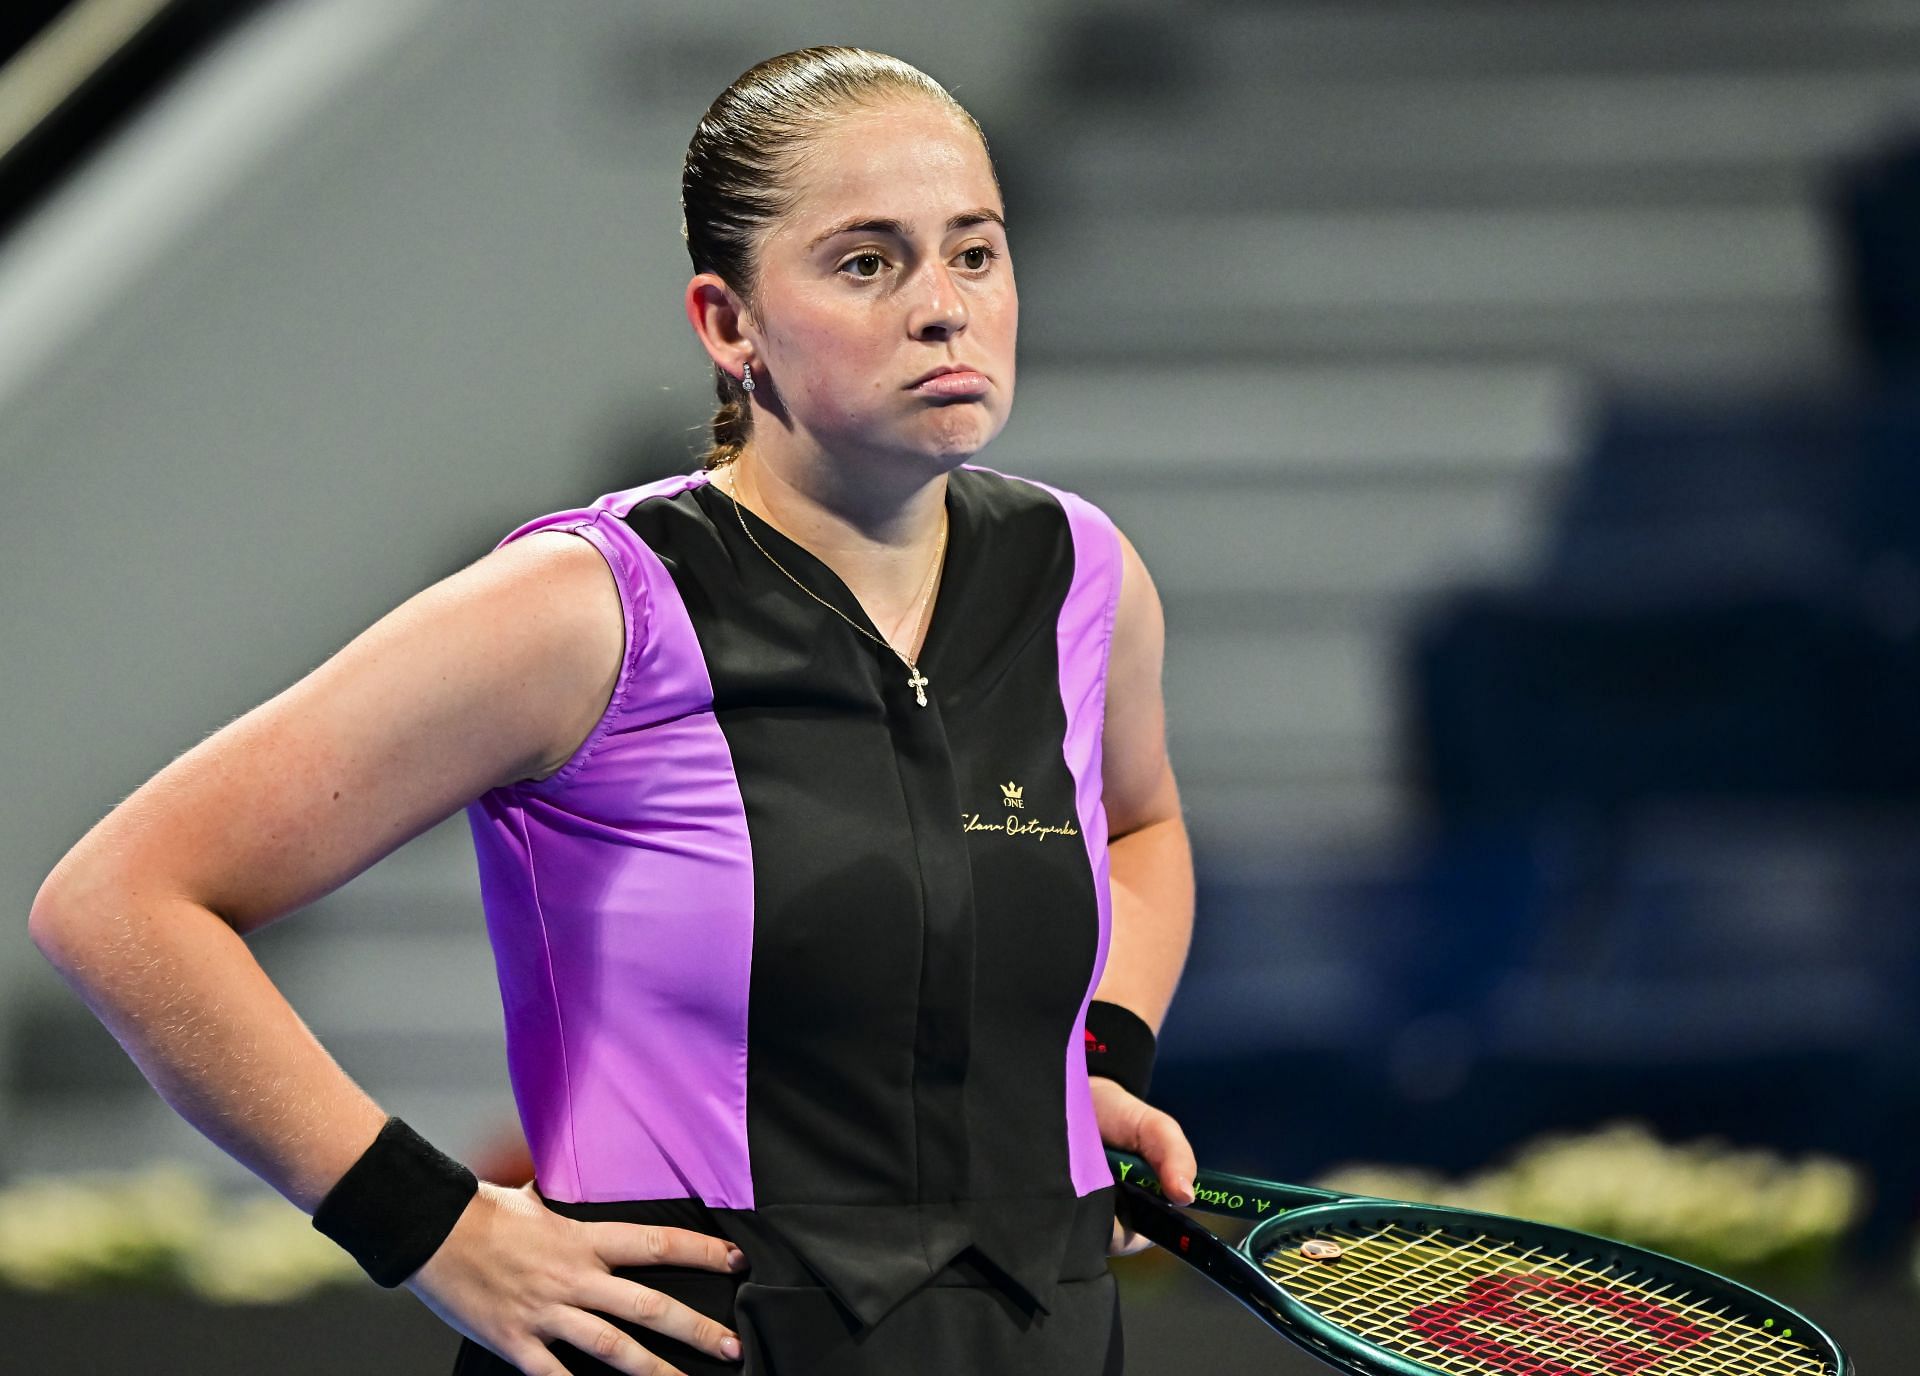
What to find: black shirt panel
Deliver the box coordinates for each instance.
[614,467,1108,1327]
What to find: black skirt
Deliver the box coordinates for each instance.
[448,1196,1123,1376]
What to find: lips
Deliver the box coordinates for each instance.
[909,363,979,385]
[909,364,990,397]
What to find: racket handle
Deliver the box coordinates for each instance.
[1107,1149,1335,1220]
[1114,1183,1281,1302]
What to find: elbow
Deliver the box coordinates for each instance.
[28,878,83,969]
[27,859,117,971]
[31,863,222,975]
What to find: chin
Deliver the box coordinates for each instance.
[913,406,1003,463]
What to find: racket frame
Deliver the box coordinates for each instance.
[1111,1151,1851,1376]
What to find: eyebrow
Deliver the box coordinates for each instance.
[805,208,1006,252]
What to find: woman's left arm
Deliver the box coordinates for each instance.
[1093,529,1199,1228]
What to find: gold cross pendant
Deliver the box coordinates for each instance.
[906,665,929,707]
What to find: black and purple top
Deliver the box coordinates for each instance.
[461,463,1122,1334]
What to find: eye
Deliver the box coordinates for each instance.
[839,251,886,279]
[957,244,998,272]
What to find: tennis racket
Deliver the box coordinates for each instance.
[1108,1149,1849,1376]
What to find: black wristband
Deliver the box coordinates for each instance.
[1084,1000,1156,1099]
[311,1116,479,1288]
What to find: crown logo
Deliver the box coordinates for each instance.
[1000,780,1025,809]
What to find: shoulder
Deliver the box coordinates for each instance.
[953,463,1115,526]
[480,470,718,786]
[953,464,1123,578]
[494,469,715,558]
[486,469,722,625]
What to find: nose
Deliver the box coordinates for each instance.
[908,262,968,341]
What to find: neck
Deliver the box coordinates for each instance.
[720,445,953,655]
[725,440,950,557]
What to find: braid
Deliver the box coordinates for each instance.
[704,368,750,470]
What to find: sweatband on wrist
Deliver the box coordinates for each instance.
[1084,1000,1156,1099]
[311,1116,478,1288]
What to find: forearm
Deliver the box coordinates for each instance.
[28,882,387,1213]
[1094,811,1194,1032]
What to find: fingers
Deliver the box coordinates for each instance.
[1107,1215,1154,1258]
[593,1222,749,1276]
[504,1345,588,1376]
[573,1271,743,1365]
[1136,1105,1199,1206]
[405,1187,750,1375]
[1094,1078,1198,1206]
[536,1307,692,1376]
[572,1223,746,1366]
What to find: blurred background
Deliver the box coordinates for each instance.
[4,0,1919,1368]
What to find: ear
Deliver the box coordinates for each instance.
[685,272,756,379]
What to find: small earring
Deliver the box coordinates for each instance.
[741,360,755,394]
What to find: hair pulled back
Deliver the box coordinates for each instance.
[682,47,994,469]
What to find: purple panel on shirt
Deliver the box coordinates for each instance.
[463,471,757,1207]
[975,468,1123,1197]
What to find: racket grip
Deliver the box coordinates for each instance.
[1115,1183,1273,1294]
[1113,1179,1189,1251]
[1107,1149,1334,1219]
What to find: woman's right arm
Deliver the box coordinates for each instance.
[27,529,743,1376]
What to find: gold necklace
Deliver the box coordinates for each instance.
[721,464,947,707]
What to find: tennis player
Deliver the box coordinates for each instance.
[29,46,1197,1375]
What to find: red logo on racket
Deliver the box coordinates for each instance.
[1408,1274,1712,1376]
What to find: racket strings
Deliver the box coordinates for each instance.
[1257,1221,1832,1376]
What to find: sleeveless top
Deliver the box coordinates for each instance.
[461,463,1123,1331]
